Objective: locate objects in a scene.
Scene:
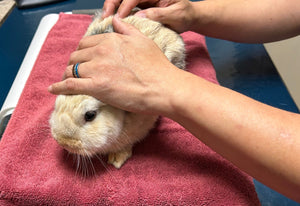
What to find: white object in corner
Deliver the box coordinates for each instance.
[264,35,300,110]
[0,13,59,122]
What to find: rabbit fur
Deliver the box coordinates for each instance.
[50,11,185,169]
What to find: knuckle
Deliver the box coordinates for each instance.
[69,52,77,63]
[94,44,104,54]
[64,66,73,79]
[77,38,86,49]
[93,36,114,54]
[150,9,164,20]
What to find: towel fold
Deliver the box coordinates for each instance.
[0,13,259,205]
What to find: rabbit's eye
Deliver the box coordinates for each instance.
[84,111,97,122]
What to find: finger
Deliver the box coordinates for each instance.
[77,34,109,50]
[102,0,121,18]
[48,78,94,96]
[112,15,143,36]
[117,0,141,18]
[135,7,169,24]
[68,47,94,65]
[118,0,165,17]
[62,65,74,80]
[136,6,184,32]
[63,61,91,80]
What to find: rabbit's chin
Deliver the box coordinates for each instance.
[60,140,118,157]
[59,133,134,169]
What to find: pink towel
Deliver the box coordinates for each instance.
[0,13,259,205]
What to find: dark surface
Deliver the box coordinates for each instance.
[0,1,299,205]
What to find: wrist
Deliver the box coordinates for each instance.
[163,70,200,120]
[153,68,189,118]
[189,1,221,34]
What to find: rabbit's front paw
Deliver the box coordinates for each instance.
[108,147,132,169]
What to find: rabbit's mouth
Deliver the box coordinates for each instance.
[56,137,85,154]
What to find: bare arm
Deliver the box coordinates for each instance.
[103,0,300,43]
[166,70,300,202]
[191,0,300,43]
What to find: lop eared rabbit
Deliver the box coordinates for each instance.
[50,10,185,169]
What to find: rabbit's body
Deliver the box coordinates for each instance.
[50,12,185,169]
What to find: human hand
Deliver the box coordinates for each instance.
[48,16,184,115]
[102,0,196,33]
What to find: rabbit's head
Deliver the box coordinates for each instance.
[49,95,125,156]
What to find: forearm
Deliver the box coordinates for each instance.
[166,71,300,201]
[191,0,300,43]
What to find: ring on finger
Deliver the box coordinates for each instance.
[72,63,81,78]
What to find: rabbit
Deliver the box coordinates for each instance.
[49,10,186,169]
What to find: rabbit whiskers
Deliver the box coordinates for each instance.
[70,151,116,180]
[29,124,116,179]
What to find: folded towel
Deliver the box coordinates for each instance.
[0,13,259,205]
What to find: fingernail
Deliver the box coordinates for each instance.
[48,85,53,93]
[134,11,146,18]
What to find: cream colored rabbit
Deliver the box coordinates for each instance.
[50,11,185,169]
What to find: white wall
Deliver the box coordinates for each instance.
[264,35,300,110]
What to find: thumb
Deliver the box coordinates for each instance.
[112,15,142,36]
[135,8,170,24]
